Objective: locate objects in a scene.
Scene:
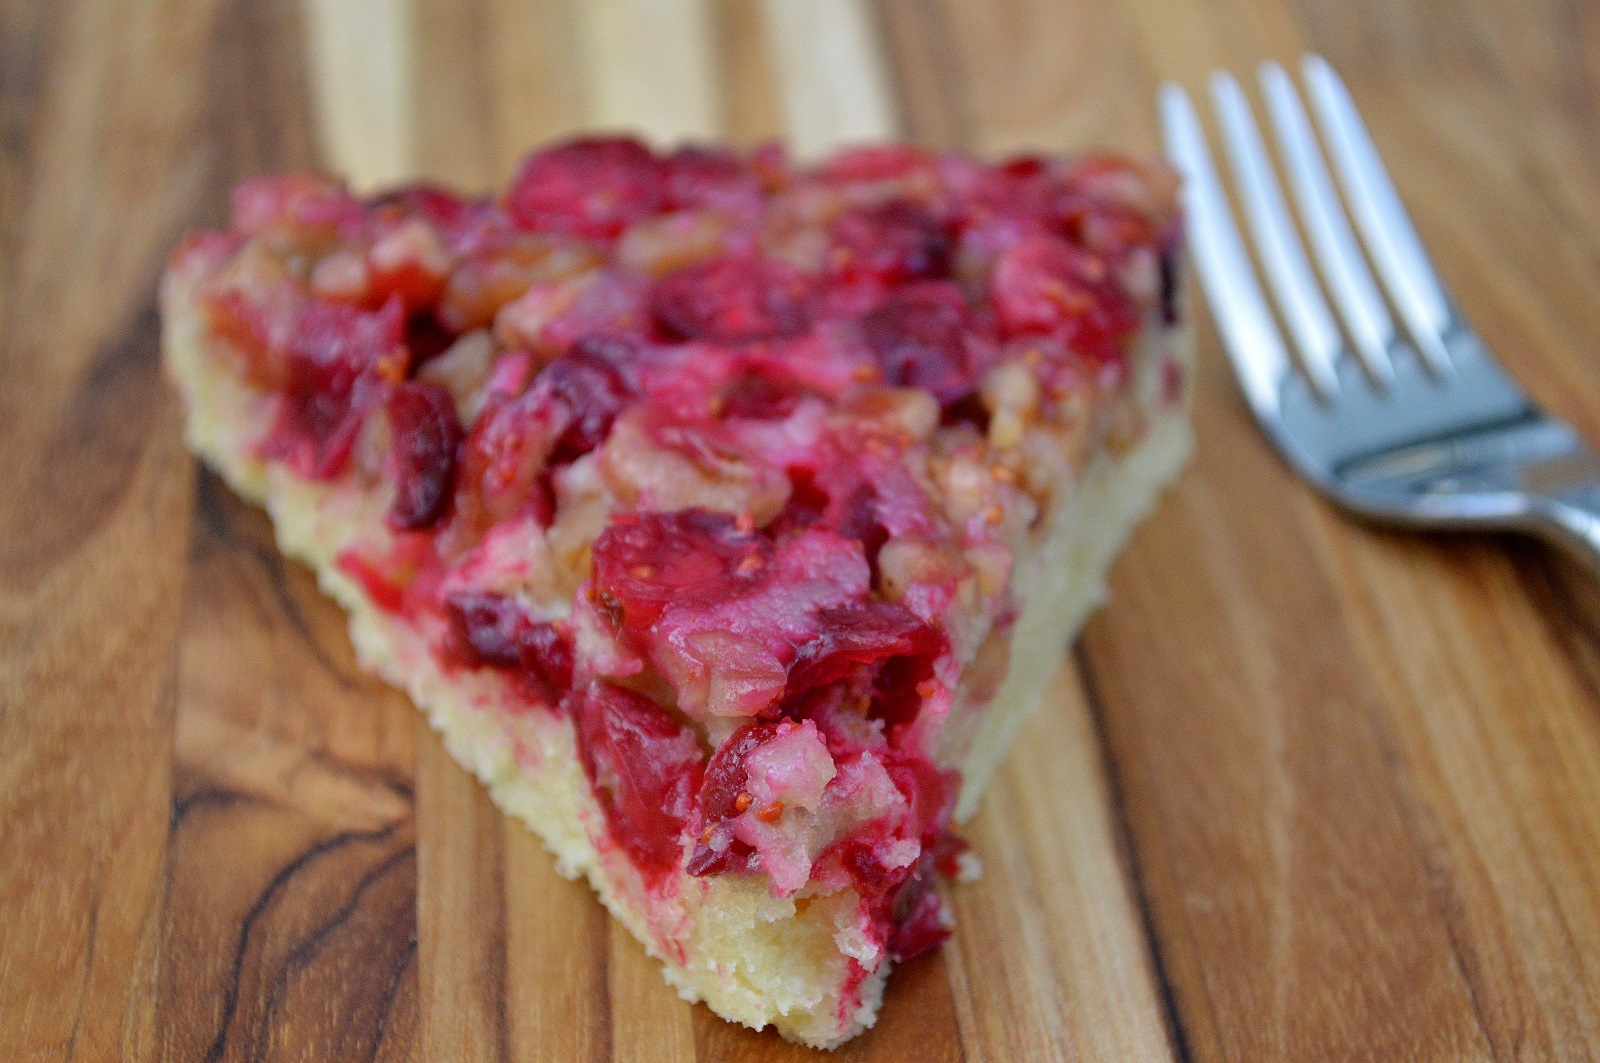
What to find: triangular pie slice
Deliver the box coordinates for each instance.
[161,138,1190,1047]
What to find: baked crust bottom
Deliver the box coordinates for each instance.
[162,264,1191,1046]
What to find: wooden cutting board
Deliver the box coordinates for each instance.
[6,0,1600,1059]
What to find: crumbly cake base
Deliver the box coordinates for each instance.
[163,267,1189,1046]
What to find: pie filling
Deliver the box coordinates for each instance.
[168,138,1184,1030]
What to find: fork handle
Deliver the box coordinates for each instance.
[1529,478,1600,575]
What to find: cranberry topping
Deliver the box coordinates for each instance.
[536,339,635,462]
[721,372,803,421]
[887,884,949,962]
[600,516,937,721]
[450,388,554,541]
[870,652,939,739]
[829,200,951,285]
[651,255,815,344]
[787,601,939,693]
[930,832,970,879]
[404,312,456,366]
[262,294,407,479]
[859,282,975,404]
[204,286,299,388]
[1055,194,1157,260]
[814,748,960,958]
[685,719,782,876]
[990,233,1141,364]
[661,146,764,213]
[571,681,705,881]
[197,139,1182,924]
[439,232,601,333]
[367,245,447,313]
[819,144,933,184]
[590,510,767,639]
[506,136,664,240]
[373,184,472,231]
[386,381,463,530]
[500,269,650,356]
[881,748,959,840]
[230,173,361,241]
[444,590,573,699]
[774,436,937,572]
[337,551,408,614]
[999,154,1049,181]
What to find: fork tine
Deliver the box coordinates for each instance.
[1210,72,1341,398]
[1259,61,1397,386]
[1302,55,1454,374]
[1160,83,1292,418]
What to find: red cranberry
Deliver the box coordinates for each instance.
[721,372,802,421]
[404,312,456,366]
[869,652,937,738]
[651,255,815,345]
[880,749,959,840]
[263,294,407,479]
[930,832,970,879]
[772,467,829,532]
[832,824,918,894]
[999,154,1050,181]
[1054,195,1157,260]
[364,240,448,314]
[887,885,949,962]
[571,681,705,881]
[859,282,974,404]
[749,141,791,190]
[591,510,767,639]
[770,443,931,574]
[990,233,1140,364]
[372,184,472,231]
[533,339,635,463]
[444,590,573,698]
[385,381,462,530]
[506,137,664,240]
[336,551,408,614]
[449,387,559,543]
[787,600,938,694]
[685,720,783,877]
[829,200,951,285]
[661,146,763,213]
[819,145,932,183]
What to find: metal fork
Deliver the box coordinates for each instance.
[1161,56,1600,571]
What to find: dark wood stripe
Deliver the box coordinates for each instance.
[1074,644,1198,1063]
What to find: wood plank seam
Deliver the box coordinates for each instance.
[1073,643,1198,1063]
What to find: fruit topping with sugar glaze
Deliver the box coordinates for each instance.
[176,136,1183,975]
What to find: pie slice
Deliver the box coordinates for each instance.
[161,138,1190,1047]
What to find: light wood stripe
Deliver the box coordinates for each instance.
[300,0,417,186]
[757,0,901,155]
[575,0,723,143]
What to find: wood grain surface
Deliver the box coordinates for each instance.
[4,0,1600,1060]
